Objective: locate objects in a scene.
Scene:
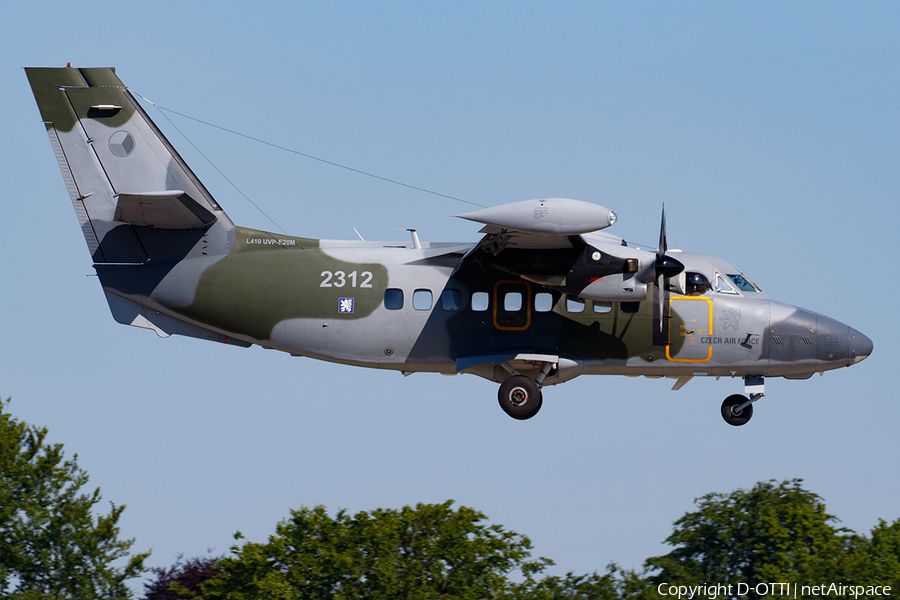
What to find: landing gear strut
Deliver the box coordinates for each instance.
[498,375,542,420]
[720,376,764,426]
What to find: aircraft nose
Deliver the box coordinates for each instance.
[812,314,872,368]
[849,328,873,365]
[769,305,872,370]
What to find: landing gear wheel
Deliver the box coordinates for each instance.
[721,394,753,426]
[498,376,542,420]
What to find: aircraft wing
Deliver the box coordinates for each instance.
[451,198,656,304]
[451,225,583,274]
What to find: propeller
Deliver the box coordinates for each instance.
[653,205,685,335]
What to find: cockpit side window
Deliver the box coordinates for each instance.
[685,272,711,295]
[716,274,738,294]
[727,273,761,292]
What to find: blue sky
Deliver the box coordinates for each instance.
[2,1,898,591]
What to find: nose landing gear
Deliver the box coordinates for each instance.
[721,394,754,426]
[721,376,764,426]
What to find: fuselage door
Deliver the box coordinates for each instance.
[494,281,531,331]
[667,296,713,362]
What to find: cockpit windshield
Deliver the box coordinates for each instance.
[727,272,761,293]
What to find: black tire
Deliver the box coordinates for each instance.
[498,376,542,420]
[721,394,753,426]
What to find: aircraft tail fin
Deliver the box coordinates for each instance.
[25,67,233,264]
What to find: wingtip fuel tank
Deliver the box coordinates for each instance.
[455,198,617,235]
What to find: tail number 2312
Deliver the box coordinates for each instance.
[320,270,373,288]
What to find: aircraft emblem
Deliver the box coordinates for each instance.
[108,130,135,157]
[721,307,741,331]
[339,298,355,314]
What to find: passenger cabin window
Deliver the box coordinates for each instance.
[593,301,612,314]
[504,292,523,312]
[384,288,403,310]
[441,289,461,310]
[534,292,553,313]
[471,291,489,312]
[413,289,433,310]
[495,282,530,330]
[566,297,585,313]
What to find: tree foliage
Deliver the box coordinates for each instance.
[646,480,846,590]
[838,519,900,590]
[8,390,900,600]
[506,564,655,600]
[645,479,900,597]
[142,478,900,600]
[200,500,551,600]
[143,554,219,600]
[0,398,148,599]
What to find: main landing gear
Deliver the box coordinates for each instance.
[498,375,543,420]
[497,360,555,420]
[721,376,764,426]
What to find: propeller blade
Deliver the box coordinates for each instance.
[658,272,665,333]
[657,204,667,265]
[654,204,684,279]
[652,204,684,341]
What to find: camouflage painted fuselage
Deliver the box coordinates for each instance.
[94,222,870,387]
[26,66,872,398]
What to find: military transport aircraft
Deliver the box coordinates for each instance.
[26,66,873,424]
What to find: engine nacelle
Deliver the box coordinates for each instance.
[577,274,648,302]
[517,242,652,302]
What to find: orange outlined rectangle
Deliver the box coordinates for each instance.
[666,295,713,363]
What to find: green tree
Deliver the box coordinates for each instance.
[506,564,655,600]
[838,519,900,590]
[143,555,219,600]
[201,500,551,600]
[0,398,148,599]
[645,479,848,597]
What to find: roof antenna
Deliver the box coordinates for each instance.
[394,228,422,249]
[353,228,365,241]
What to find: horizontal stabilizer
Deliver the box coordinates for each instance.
[115,191,217,229]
